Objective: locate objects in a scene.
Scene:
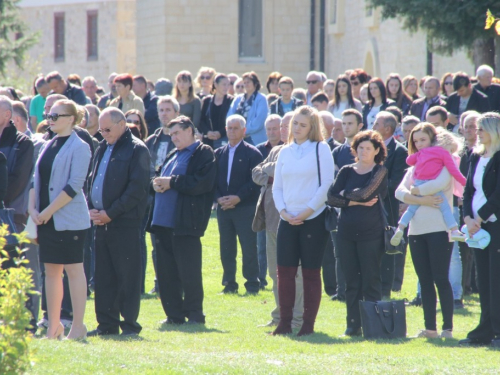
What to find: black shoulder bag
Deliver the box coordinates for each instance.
[378,194,405,255]
[316,142,338,232]
[359,299,407,339]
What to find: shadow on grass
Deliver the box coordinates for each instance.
[98,334,145,342]
[158,324,227,334]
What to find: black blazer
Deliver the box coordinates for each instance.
[463,150,500,221]
[409,96,447,121]
[199,94,233,147]
[474,82,500,112]
[383,138,408,226]
[445,89,491,116]
[214,141,263,206]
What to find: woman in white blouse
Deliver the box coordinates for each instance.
[271,106,334,336]
[328,74,363,119]
[460,113,500,347]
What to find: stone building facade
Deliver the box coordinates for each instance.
[18,0,475,91]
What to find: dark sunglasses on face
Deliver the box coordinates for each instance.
[126,119,140,125]
[200,75,212,80]
[445,82,453,85]
[351,81,360,86]
[306,80,318,85]
[235,85,244,89]
[46,113,71,121]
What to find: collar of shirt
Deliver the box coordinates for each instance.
[426,95,441,105]
[228,140,242,152]
[24,129,33,138]
[182,140,200,154]
[290,139,314,158]
[384,137,393,147]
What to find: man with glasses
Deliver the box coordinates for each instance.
[305,71,323,106]
[87,107,150,337]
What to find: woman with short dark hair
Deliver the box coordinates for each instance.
[327,130,388,336]
[110,74,145,115]
[266,72,283,95]
[199,73,234,149]
[227,71,268,145]
[362,78,395,130]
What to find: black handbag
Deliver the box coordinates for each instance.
[0,208,19,247]
[315,142,338,232]
[378,195,404,255]
[359,300,407,339]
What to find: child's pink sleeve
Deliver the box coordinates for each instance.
[441,150,466,186]
[406,152,418,166]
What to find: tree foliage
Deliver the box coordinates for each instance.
[367,0,500,55]
[0,0,38,78]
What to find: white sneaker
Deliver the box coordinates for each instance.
[61,319,73,328]
[390,229,404,246]
[413,329,438,338]
[440,330,453,339]
[37,318,49,329]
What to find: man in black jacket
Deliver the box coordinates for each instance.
[215,114,263,294]
[409,77,447,121]
[445,72,490,126]
[474,65,500,112]
[133,75,160,135]
[46,71,87,106]
[148,116,216,324]
[87,107,151,336]
[373,111,408,298]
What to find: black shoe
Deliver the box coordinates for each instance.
[392,287,401,293]
[454,299,464,309]
[222,286,238,294]
[161,318,185,325]
[344,327,362,337]
[87,328,119,337]
[245,289,259,295]
[407,295,422,307]
[186,319,205,325]
[330,294,346,302]
[121,330,139,337]
[491,338,500,348]
[458,338,491,346]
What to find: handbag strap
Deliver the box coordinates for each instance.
[375,302,397,334]
[378,193,390,228]
[316,142,321,187]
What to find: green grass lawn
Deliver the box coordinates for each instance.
[30,218,499,374]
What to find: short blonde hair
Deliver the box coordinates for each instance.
[288,106,324,143]
[52,99,82,126]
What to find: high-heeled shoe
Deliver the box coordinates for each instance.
[46,323,65,340]
[65,324,87,341]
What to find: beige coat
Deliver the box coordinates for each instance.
[251,145,284,233]
[109,91,145,116]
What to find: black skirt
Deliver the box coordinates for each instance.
[38,219,87,264]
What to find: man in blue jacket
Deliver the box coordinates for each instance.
[215,114,263,294]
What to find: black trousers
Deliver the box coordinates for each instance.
[409,231,453,331]
[331,231,345,298]
[277,212,330,269]
[336,235,384,330]
[217,205,259,292]
[467,220,500,340]
[322,234,336,296]
[154,227,205,323]
[94,225,142,334]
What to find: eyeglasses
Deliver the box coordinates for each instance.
[98,122,118,134]
[444,82,453,86]
[351,81,360,86]
[235,85,244,89]
[126,119,140,125]
[306,80,318,85]
[200,75,212,80]
[46,113,71,121]
[477,127,484,132]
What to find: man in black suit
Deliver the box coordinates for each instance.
[410,77,447,121]
[473,65,500,113]
[215,114,263,294]
[445,72,490,126]
[372,111,408,299]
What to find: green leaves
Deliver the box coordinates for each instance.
[485,9,500,35]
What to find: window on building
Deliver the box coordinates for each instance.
[238,0,263,60]
[54,12,65,61]
[330,0,337,24]
[87,10,98,60]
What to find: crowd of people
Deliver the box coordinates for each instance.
[0,64,499,347]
